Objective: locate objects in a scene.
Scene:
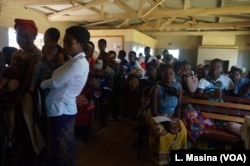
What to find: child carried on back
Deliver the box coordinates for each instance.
[30,44,61,113]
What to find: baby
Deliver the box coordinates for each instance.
[0,55,25,93]
[30,44,61,114]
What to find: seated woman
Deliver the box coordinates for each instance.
[197,58,234,100]
[230,67,243,84]
[230,67,250,98]
[147,64,187,165]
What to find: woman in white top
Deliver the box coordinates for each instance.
[41,26,90,166]
[197,58,234,98]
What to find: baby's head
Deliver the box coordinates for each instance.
[42,44,57,60]
[94,59,103,69]
[138,56,145,63]
[187,110,198,119]
[185,103,198,119]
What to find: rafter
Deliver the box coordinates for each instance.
[217,15,250,20]
[184,0,191,9]
[3,0,250,33]
[113,0,136,15]
[47,0,107,20]
[132,21,250,31]
[137,0,146,17]
[84,19,119,27]
[40,6,58,13]
[149,6,250,18]
[142,0,164,17]
[48,5,250,22]
[217,0,223,23]
[116,18,129,29]
[145,31,250,36]
[100,4,104,19]
[1,0,70,6]
[140,18,155,28]
[156,17,162,28]
[160,17,176,29]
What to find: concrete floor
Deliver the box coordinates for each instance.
[76,119,153,166]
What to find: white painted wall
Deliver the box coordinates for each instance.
[197,46,238,71]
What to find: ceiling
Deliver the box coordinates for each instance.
[1,0,250,33]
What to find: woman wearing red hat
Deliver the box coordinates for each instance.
[5,18,45,159]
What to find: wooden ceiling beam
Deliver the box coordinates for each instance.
[140,18,155,28]
[137,0,146,17]
[40,6,58,13]
[116,18,129,29]
[84,18,119,26]
[156,17,162,28]
[100,4,104,19]
[48,12,137,21]
[184,0,191,9]
[149,6,250,18]
[142,0,164,17]
[215,15,250,20]
[113,0,136,15]
[145,30,250,36]
[160,17,176,29]
[0,0,70,6]
[47,0,107,20]
[131,21,250,31]
[48,5,250,21]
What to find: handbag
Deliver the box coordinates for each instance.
[161,118,181,134]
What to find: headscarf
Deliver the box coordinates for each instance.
[14,18,38,36]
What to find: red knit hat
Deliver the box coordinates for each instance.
[14,18,38,36]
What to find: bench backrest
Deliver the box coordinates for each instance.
[182,94,250,123]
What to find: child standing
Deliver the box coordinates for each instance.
[44,27,68,65]
[30,44,61,112]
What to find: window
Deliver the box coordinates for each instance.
[168,49,179,59]
[132,45,144,56]
[8,28,44,49]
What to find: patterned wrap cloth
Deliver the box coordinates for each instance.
[146,110,187,165]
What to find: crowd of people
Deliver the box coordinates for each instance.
[0,17,250,166]
[0,19,90,166]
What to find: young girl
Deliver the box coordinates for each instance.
[44,27,68,65]
[30,44,61,115]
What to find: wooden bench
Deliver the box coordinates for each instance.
[182,94,250,144]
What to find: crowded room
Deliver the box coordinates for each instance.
[0,0,250,166]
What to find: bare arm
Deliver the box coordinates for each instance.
[56,52,65,65]
[174,85,183,118]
